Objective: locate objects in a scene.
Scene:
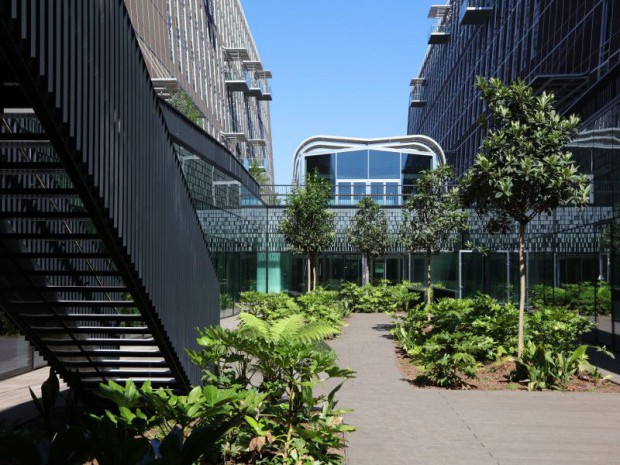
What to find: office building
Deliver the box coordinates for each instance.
[125,0,275,181]
[292,136,445,205]
[408,0,620,187]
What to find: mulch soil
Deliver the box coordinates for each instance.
[394,342,620,392]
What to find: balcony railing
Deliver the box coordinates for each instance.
[410,87,427,107]
[256,184,424,206]
[224,70,251,93]
[428,20,451,44]
[459,0,494,25]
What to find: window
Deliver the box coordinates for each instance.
[337,150,368,179]
[371,182,384,205]
[338,183,351,206]
[306,154,335,182]
[369,150,400,179]
[353,182,366,204]
[386,182,399,206]
[401,154,432,184]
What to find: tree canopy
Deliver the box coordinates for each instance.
[401,164,468,304]
[346,197,390,285]
[278,171,335,291]
[460,77,590,356]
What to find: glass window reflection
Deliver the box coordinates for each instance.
[371,182,384,205]
[306,154,335,182]
[401,154,432,184]
[386,182,399,205]
[353,182,366,203]
[338,183,351,206]
[338,150,368,179]
[369,150,400,179]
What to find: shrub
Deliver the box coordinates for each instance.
[525,305,594,353]
[394,297,514,386]
[239,288,347,332]
[530,282,611,315]
[297,287,349,329]
[190,313,355,463]
[513,343,610,391]
[239,291,299,321]
[340,280,418,313]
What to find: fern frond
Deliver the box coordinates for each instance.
[270,314,306,343]
[238,313,270,340]
[296,321,339,344]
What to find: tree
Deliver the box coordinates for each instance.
[278,171,335,292]
[401,164,468,305]
[169,90,202,125]
[461,77,590,357]
[345,197,389,285]
[248,158,270,186]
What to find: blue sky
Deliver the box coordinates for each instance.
[242,0,438,184]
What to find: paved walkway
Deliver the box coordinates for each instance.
[329,313,620,465]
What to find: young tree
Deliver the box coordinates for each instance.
[345,196,389,285]
[401,164,468,305]
[249,158,269,186]
[461,77,590,357]
[278,171,335,292]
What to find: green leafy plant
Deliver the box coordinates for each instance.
[219,292,234,310]
[340,280,418,313]
[393,297,513,387]
[189,314,355,463]
[461,77,590,356]
[345,197,390,285]
[512,343,608,391]
[401,164,468,305]
[238,291,299,321]
[169,89,202,125]
[525,305,594,353]
[278,170,335,292]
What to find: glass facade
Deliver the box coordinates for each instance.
[301,149,435,205]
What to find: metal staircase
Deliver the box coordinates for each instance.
[0,116,175,389]
[0,0,221,392]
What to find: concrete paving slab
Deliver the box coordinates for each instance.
[329,313,620,465]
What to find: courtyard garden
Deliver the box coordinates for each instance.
[3,79,620,465]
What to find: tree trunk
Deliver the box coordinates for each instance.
[518,222,527,358]
[312,255,317,291]
[361,254,369,286]
[306,255,311,293]
[425,253,432,306]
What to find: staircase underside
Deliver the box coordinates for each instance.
[0,116,178,390]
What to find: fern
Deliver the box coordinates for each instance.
[238,312,337,345]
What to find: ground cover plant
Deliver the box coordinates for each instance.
[393,294,614,390]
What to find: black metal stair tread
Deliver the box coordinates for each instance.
[0,211,90,219]
[8,300,136,307]
[0,161,65,172]
[0,188,77,196]
[1,270,120,276]
[0,232,100,239]
[31,326,150,334]
[9,252,110,259]
[54,349,162,357]
[62,359,167,368]
[43,338,157,346]
[21,313,143,321]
